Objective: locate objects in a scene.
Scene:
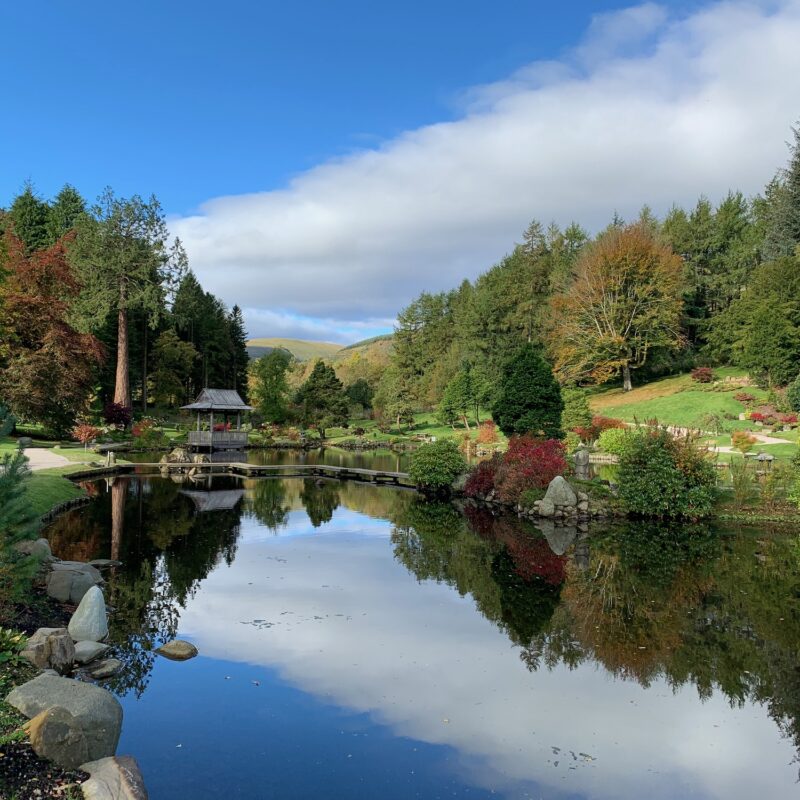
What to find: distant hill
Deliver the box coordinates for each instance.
[246,338,344,362]
[338,333,394,353]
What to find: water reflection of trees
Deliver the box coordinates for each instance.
[391,500,800,767]
[299,479,341,528]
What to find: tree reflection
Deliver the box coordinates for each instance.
[299,479,341,528]
[246,478,290,532]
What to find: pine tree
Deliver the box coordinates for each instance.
[8,184,50,252]
[492,343,563,438]
[763,126,800,261]
[295,361,349,437]
[228,305,249,399]
[46,184,86,244]
[251,350,291,423]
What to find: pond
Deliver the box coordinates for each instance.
[45,471,800,799]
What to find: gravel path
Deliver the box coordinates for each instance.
[22,448,70,471]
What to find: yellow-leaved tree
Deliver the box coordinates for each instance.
[547,223,685,392]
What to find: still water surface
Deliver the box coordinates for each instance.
[45,468,800,799]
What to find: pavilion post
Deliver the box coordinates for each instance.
[196,413,200,432]
[236,412,241,430]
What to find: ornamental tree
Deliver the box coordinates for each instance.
[548,223,685,392]
[295,360,349,438]
[491,343,563,438]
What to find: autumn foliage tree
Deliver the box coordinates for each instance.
[547,223,685,391]
[0,233,103,435]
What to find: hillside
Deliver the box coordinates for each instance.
[246,338,344,362]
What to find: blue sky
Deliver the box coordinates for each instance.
[3,1,799,342]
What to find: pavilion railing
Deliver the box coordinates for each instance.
[188,430,249,449]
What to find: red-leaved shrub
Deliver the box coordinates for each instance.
[734,392,756,405]
[691,367,715,383]
[494,437,567,504]
[464,454,500,498]
[574,415,625,443]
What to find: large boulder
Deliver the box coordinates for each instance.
[68,585,108,642]
[543,476,578,508]
[24,706,89,769]
[7,674,122,760]
[90,659,123,679]
[21,627,75,674]
[155,640,198,661]
[47,561,104,604]
[80,756,148,800]
[74,641,111,665]
[14,537,52,560]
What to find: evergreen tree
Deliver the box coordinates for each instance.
[492,343,563,438]
[345,378,374,410]
[46,184,86,244]
[295,360,349,437]
[151,329,198,406]
[763,126,800,261]
[8,184,50,252]
[560,388,592,432]
[374,366,415,431]
[69,189,187,409]
[228,305,249,399]
[251,350,291,423]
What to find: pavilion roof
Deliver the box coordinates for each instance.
[181,388,252,412]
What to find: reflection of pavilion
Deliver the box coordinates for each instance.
[179,489,245,512]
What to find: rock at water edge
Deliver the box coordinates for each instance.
[24,706,89,770]
[155,640,198,661]
[21,627,75,674]
[543,476,578,508]
[8,674,122,760]
[68,585,108,643]
[74,640,111,665]
[90,659,123,679]
[81,755,149,800]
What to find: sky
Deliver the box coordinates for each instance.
[3,0,800,343]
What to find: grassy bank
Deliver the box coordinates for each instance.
[23,471,86,519]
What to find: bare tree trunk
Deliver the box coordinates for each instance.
[622,364,632,392]
[114,288,131,409]
[462,414,471,431]
[141,322,148,413]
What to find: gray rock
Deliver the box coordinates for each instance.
[538,499,555,517]
[155,640,198,661]
[24,706,89,770]
[68,585,108,643]
[21,628,75,674]
[8,674,122,760]
[80,755,148,800]
[47,562,104,604]
[577,500,590,512]
[14,537,52,560]
[74,641,111,665]
[46,570,76,603]
[90,659,123,679]
[543,476,577,508]
[573,448,590,467]
[17,436,33,449]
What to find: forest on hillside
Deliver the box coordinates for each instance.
[365,123,800,428]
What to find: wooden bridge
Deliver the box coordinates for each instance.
[109,461,415,487]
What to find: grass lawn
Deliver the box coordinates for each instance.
[23,471,86,519]
[590,369,770,429]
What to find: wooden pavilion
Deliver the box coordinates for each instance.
[181,388,252,450]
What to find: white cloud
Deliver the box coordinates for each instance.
[171,0,800,340]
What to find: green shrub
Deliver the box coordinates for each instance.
[617,426,716,518]
[788,375,800,413]
[563,430,582,456]
[0,452,39,619]
[408,440,467,494]
[729,460,756,507]
[519,487,546,507]
[596,427,631,456]
[561,388,592,432]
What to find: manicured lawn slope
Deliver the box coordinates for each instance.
[590,369,769,429]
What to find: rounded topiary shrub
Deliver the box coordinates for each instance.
[409,440,468,494]
[617,426,716,519]
[596,426,631,456]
